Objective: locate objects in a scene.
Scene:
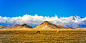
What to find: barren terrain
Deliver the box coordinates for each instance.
[0,29,86,43]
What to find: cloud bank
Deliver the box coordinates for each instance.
[0,14,86,28]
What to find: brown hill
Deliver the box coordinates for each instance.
[12,23,33,29]
[34,21,68,29]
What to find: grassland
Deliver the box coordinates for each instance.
[0,29,86,43]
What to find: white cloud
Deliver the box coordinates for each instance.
[0,14,86,28]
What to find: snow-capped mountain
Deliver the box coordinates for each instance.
[68,15,81,20]
[57,15,86,28]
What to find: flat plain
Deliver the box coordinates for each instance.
[0,29,86,43]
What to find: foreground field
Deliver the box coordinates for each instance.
[0,29,86,43]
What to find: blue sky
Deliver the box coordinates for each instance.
[0,0,86,17]
[0,0,86,28]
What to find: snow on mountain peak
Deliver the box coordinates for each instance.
[68,15,81,20]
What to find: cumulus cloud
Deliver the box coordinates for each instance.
[0,14,86,28]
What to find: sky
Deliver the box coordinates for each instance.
[0,0,86,28]
[0,0,86,17]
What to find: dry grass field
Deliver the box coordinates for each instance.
[0,29,86,43]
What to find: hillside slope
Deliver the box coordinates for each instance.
[34,21,69,29]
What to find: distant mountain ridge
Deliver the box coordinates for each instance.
[0,26,10,29]
[0,21,71,29]
[1,24,20,28]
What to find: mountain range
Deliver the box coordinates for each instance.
[1,24,20,28]
[0,15,86,28]
[0,21,72,29]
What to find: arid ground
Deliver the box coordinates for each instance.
[0,29,86,43]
